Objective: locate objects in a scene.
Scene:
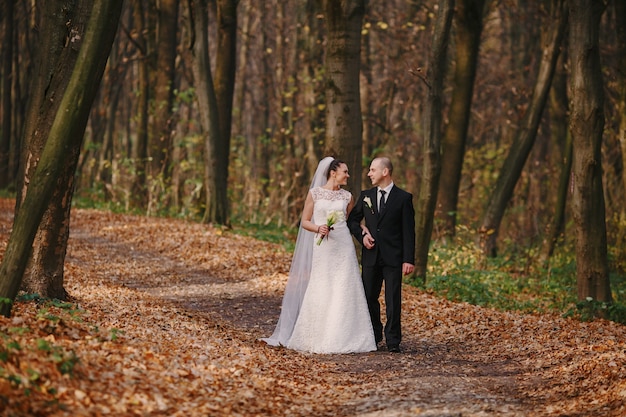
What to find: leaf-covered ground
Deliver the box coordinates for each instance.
[0,198,625,416]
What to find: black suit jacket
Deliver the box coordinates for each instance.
[348,185,416,268]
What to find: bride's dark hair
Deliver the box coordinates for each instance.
[326,158,345,179]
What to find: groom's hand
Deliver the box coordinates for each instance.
[363,233,375,249]
[402,263,414,276]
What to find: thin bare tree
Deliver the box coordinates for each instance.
[414,0,455,281]
[188,0,238,225]
[478,0,568,257]
[435,0,489,238]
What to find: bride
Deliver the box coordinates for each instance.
[260,157,376,354]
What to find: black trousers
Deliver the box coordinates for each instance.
[362,261,402,346]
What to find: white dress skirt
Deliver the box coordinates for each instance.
[285,187,376,354]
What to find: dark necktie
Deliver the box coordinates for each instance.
[379,190,386,213]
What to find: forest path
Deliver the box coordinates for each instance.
[58,207,625,416]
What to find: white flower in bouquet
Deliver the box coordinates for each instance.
[316,210,344,245]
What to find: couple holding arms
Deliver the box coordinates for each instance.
[261,156,416,354]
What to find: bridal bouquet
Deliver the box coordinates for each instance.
[316,210,344,245]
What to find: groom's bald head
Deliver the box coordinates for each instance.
[372,157,393,176]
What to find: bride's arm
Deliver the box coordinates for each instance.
[300,191,330,237]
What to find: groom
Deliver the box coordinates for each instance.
[348,157,415,353]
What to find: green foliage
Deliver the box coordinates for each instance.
[0,297,102,394]
[564,294,626,324]
[0,189,15,198]
[17,294,84,323]
[36,338,52,352]
[552,261,626,324]
[0,337,21,363]
[108,328,123,341]
[73,184,144,215]
[16,293,40,302]
[230,221,626,325]
[0,332,80,385]
[55,350,79,376]
[34,338,79,376]
[36,308,61,324]
[173,86,196,109]
[231,219,298,251]
[74,132,207,221]
[410,225,626,325]
[607,212,626,275]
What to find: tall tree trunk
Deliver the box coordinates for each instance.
[97,45,126,195]
[300,0,325,187]
[188,0,222,224]
[414,0,455,281]
[131,0,150,209]
[478,0,567,257]
[568,0,611,303]
[15,1,74,210]
[0,0,14,189]
[255,5,271,216]
[210,0,238,225]
[15,1,92,299]
[149,0,179,182]
[524,123,550,243]
[436,0,487,238]
[0,0,123,316]
[540,55,570,263]
[234,2,255,215]
[616,0,626,212]
[322,0,366,194]
[269,0,307,224]
[360,20,373,188]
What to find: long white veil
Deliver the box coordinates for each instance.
[260,156,334,346]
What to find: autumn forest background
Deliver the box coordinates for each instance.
[1,0,626,316]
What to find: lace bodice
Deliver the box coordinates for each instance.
[310,187,351,225]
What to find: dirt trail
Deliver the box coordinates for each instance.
[71,210,535,416]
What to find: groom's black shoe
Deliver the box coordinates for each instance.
[387,344,401,353]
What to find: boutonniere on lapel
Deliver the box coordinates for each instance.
[363,196,375,214]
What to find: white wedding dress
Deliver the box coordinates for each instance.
[286,187,376,354]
